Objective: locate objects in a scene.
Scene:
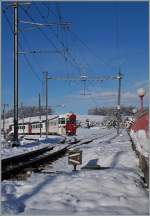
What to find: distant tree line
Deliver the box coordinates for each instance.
[88,106,143,116]
[2,106,54,119]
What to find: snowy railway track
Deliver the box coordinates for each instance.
[2,137,81,180]
[2,131,116,181]
[69,131,117,150]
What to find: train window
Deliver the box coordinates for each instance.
[40,124,43,128]
[59,118,65,124]
[66,118,76,124]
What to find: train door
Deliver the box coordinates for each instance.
[28,123,32,134]
[58,117,66,135]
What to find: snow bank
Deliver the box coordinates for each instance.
[129,112,149,158]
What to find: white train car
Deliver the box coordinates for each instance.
[48,116,59,134]
[8,113,76,136]
[8,116,59,136]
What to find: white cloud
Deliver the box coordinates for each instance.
[134,80,149,88]
[65,90,148,105]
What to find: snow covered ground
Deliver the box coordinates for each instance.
[1,135,65,160]
[2,128,149,215]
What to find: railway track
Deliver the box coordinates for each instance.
[2,131,116,181]
[2,138,80,181]
[69,131,117,149]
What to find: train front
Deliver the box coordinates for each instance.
[66,113,77,135]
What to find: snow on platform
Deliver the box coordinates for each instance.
[2,128,149,215]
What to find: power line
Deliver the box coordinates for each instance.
[20,6,66,54]
[20,5,80,74]
[3,8,43,84]
[2,8,14,34]
[33,2,83,75]
[68,29,117,70]
[39,3,117,70]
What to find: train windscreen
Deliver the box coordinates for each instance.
[58,118,65,124]
[66,118,76,124]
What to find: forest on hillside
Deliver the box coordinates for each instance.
[88,106,147,116]
[2,106,53,119]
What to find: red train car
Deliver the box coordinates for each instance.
[58,113,76,135]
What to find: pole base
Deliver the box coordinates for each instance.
[11,140,20,147]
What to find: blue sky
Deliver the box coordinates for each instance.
[2,1,149,114]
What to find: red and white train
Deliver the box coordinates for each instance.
[8,113,77,136]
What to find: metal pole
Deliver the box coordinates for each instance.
[117,70,122,135]
[3,106,5,138]
[140,96,144,112]
[21,102,24,136]
[13,2,19,143]
[45,72,48,139]
[39,93,42,137]
[3,104,9,138]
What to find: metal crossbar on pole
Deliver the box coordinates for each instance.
[47,75,120,81]
[19,20,71,27]
[18,49,67,55]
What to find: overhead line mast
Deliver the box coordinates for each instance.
[8,2,71,143]
[44,71,122,136]
[13,2,19,144]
